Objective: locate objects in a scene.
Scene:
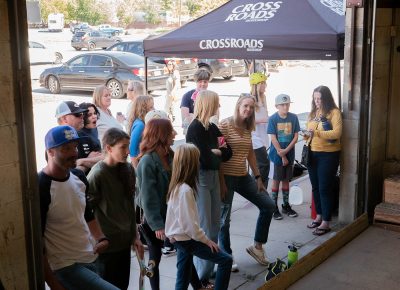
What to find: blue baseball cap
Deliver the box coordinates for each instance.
[45,125,81,150]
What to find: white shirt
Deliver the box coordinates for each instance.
[165,183,209,244]
[41,171,96,270]
[97,107,123,145]
[252,103,269,149]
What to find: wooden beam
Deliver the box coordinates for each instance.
[258,213,369,290]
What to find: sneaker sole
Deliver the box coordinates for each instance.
[273,216,283,220]
[246,248,269,266]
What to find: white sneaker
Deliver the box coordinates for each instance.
[231,258,239,272]
[246,245,269,266]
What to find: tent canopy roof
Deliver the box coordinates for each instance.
[144,0,345,60]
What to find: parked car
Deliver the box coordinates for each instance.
[28,41,63,65]
[98,24,124,36]
[71,30,122,51]
[106,40,198,85]
[197,59,246,81]
[39,51,168,98]
[70,22,91,34]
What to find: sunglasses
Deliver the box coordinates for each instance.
[70,112,83,118]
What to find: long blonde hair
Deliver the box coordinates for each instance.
[92,85,109,111]
[127,95,153,134]
[250,83,267,112]
[167,143,200,201]
[193,90,219,130]
[232,94,256,131]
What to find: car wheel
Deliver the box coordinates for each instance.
[88,42,96,50]
[223,75,233,80]
[47,75,61,94]
[107,79,124,99]
[54,52,63,64]
[74,47,81,51]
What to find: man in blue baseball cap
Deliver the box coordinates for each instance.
[39,125,118,290]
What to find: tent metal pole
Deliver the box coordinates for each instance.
[337,59,342,109]
[145,56,148,93]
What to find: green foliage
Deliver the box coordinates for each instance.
[144,9,161,25]
[160,0,173,11]
[185,0,201,17]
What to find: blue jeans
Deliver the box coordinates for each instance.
[55,261,118,290]
[308,151,340,221]
[219,174,275,254]
[174,240,232,290]
[193,169,220,281]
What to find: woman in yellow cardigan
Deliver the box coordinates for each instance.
[305,86,342,236]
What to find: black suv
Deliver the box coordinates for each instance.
[71,30,122,51]
[107,40,197,85]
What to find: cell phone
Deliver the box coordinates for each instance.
[301,129,311,136]
[116,112,122,116]
[218,136,225,146]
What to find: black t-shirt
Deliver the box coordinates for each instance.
[77,130,101,159]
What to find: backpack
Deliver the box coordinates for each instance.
[265,258,287,281]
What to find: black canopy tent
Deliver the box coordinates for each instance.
[143,0,345,101]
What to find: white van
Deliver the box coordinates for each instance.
[48,13,64,32]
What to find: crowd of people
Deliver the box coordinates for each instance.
[38,65,342,290]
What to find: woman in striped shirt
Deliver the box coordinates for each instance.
[218,94,275,267]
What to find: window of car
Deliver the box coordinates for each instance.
[109,43,125,51]
[89,55,113,67]
[115,53,144,66]
[90,31,101,37]
[29,42,45,49]
[69,55,90,67]
[126,42,144,55]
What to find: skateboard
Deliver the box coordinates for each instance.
[136,251,155,290]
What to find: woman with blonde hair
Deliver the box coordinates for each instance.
[249,72,270,191]
[218,94,275,268]
[127,95,154,168]
[126,80,145,120]
[186,90,232,286]
[93,85,123,144]
[165,143,232,290]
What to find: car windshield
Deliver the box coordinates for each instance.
[116,54,144,66]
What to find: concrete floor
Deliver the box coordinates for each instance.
[127,173,342,289]
[289,226,400,290]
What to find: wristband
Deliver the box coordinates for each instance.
[97,237,110,244]
[255,175,261,180]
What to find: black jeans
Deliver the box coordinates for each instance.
[308,151,340,221]
[253,146,270,189]
[97,248,131,290]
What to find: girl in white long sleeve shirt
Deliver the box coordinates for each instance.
[165,144,232,290]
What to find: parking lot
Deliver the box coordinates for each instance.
[29,28,341,170]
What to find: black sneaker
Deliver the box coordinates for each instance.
[273,208,283,220]
[282,204,298,217]
[161,246,177,257]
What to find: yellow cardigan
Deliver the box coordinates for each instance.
[306,108,342,152]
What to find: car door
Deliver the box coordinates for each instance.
[84,54,113,89]
[59,55,91,88]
